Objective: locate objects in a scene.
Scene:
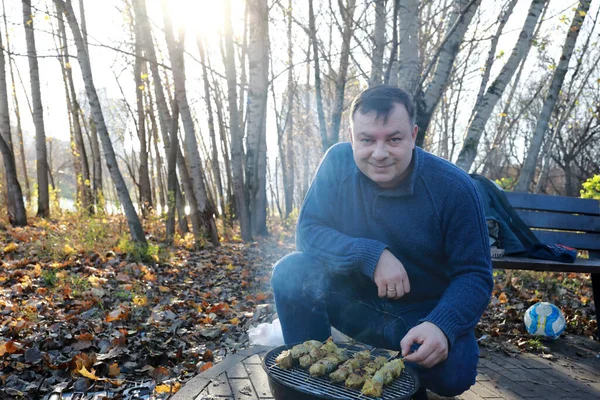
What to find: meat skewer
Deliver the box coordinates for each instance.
[345,356,388,389]
[329,350,371,383]
[298,338,338,368]
[308,348,349,376]
[361,358,405,397]
[275,339,323,369]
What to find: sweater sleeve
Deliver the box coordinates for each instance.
[419,178,493,346]
[296,146,387,279]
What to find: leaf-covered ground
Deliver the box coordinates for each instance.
[0,215,596,399]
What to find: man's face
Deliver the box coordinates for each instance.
[351,103,418,189]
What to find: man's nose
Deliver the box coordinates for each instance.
[372,142,389,160]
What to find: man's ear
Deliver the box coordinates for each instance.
[411,125,418,147]
[348,125,354,142]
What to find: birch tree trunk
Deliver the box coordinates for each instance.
[56,5,93,213]
[415,0,480,147]
[455,0,545,172]
[22,0,49,217]
[384,0,400,86]
[0,25,26,226]
[224,0,251,241]
[134,8,152,217]
[369,0,386,86]
[2,1,30,202]
[398,0,419,94]
[197,36,225,219]
[245,0,269,237]
[515,0,591,192]
[54,0,146,244]
[162,1,219,246]
[76,0,102,210]
[308,0,329,152]
[329,0,356,149]
[283,0,295,218]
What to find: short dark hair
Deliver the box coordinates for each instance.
[350,85,416,125]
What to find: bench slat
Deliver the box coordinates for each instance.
[492,256,600,274]
[530,230,600,251]
[517,210,600,233]
[505,191,600,216]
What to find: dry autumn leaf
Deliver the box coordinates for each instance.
[498,292,508,304]
[106,306,129,323]
[77,365,100,380]
[3,243,18,253]
[108,362,121,377]
[155,382,181,394]
[199,362,213,372]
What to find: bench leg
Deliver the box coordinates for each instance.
[593,273,599,340]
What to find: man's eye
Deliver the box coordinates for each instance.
[361,139,373,143]
[390,138,402,142]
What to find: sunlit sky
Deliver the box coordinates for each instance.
[2,0,597,163]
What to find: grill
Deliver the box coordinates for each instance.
[262,343,420,400]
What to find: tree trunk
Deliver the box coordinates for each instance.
[147,92,167,213]
[2,1,30,203]
[162,1,219,246]
[54,0,146,244]
[224,0,251,241]
[369,0,386,86]
[134,7,152,217]
[197,36,225,218]
[213,81,234,222]
[0,24,26,226]
[22,0,49,218]
[166,100,179,242]
[329,0,356,149]
[515,0,591,192]
[415,0,481,147]
[455,0,545,172]
[398,0,419,94]
[245,0,270,237]
[308,0,329,152]
[56,4,93,213]
[384,0,400,85]
[283,0,295,218]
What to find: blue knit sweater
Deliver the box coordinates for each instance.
[296,142,493,346]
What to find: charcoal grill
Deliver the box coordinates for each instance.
[262,343,420,400]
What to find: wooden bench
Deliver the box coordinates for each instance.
[492,191,599,337]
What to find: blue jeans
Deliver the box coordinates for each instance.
[271,252,479,397]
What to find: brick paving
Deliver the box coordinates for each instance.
[173,335,600,400]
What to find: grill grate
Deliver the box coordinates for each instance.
[264,344,419,400]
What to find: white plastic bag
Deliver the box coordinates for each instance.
[248,319,352,346]
[248,318,285,346]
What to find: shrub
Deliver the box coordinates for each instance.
[580,175,600,200]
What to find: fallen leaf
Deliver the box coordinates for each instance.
[77,365,100,380]
[3,243,18,253]
[106,306,129,323]
[155,382,181,394]
[498,292,508,304]
[199,362,213,372]
[108,363,120,377]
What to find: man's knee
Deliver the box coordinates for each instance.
[421,333,479,397]
[427,366,477,397]
[271,252,322,295]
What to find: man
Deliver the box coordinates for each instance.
[271,85,493,397]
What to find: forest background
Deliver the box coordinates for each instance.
[0,0,599,398]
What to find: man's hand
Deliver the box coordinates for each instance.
[401,322,448,368]
[373,249,410,299]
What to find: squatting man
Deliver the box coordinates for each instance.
[271,85,493,397]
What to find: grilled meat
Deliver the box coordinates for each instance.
[361,358,405,397]
[309,348,349,376]
[344,356,387,389]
